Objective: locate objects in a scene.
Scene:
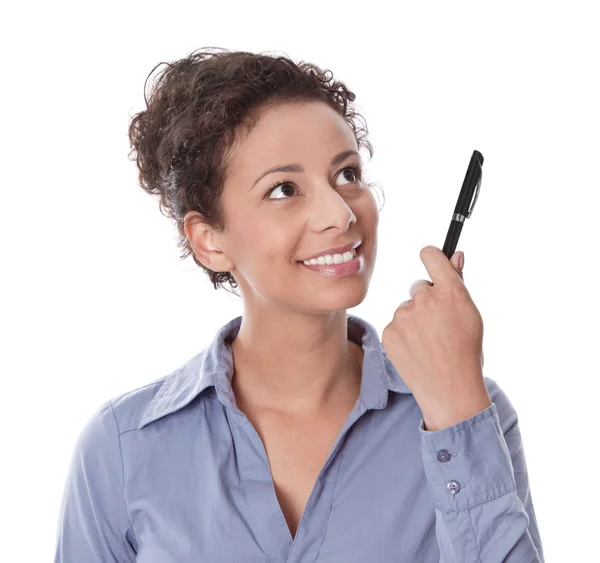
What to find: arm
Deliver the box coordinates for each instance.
[54,400,138,562]
[418,376,545,562]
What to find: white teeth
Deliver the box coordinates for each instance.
[303,248,356,266]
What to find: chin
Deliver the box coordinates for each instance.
[301,281,371,314]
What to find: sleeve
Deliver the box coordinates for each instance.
[54,400,138,562]
[418,376,545,563]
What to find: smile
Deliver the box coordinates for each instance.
[298,244,363,277]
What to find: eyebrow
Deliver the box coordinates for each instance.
[250,149,361,190]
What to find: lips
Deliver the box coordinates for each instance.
[298,241,362,262]
[298,243,363,276]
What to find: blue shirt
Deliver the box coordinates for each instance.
[54,314,545,562]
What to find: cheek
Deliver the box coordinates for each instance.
[353,188,379,234]
[225,204,262,254]
[363,187,380,222]
[227,216,293,273]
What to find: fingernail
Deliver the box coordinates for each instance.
[459,252,465,270]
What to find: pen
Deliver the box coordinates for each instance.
[442,150,484,260]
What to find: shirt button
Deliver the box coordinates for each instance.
[446,480,460,494]
[437,449,451,463]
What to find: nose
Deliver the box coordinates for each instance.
[307,186,357,232]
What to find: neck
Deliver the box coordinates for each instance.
[230,308,363,415]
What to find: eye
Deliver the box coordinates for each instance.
[263,163,363,201]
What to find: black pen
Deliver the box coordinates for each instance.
[442,150,484,260]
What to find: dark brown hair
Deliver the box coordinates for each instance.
[127,47,383,296]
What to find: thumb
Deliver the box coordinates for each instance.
[451,251,464,280]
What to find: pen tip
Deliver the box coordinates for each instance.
[473,150,484,165]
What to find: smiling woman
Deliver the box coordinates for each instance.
[125,47,381,297]
[54,47,545,563]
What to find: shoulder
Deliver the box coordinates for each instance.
[107,343,218,433]
[107,374,171,434]
[107,366,186,434]
[73,375,169,456]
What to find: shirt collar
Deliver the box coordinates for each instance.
[138,314,412,429]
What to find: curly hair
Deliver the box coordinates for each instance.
[127,46,383,296]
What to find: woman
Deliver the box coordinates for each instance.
[54,48,544,562]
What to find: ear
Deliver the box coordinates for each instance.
[184,211,234,272]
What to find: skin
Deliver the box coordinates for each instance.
[183,100,491,536]
[184,100,378,417]
[382,246,491,432]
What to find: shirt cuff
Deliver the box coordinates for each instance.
[418,402,517,512]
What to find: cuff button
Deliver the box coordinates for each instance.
[446,480,461,494]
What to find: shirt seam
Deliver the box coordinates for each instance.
[467,505,483,562]
[312,442,346,562]
[372,329,394,404]
[120,378,169,408]
[427,404,496,444]
[124,395,220,435]
[445,485,517,514]
[109,399,138,547]
[229,409,276,563]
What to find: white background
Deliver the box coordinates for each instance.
[1,1,597,560]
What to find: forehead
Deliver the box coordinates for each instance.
[226,101,358,180]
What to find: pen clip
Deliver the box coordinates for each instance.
[466,165,482,218]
